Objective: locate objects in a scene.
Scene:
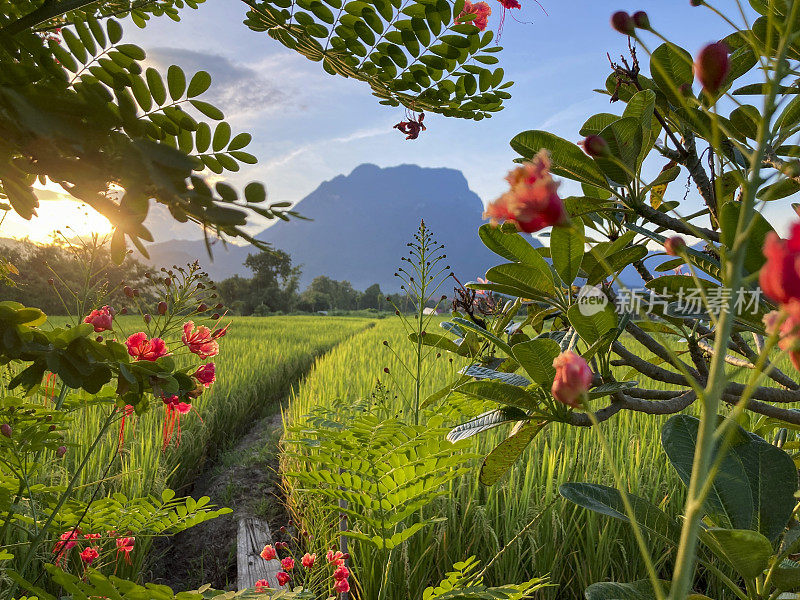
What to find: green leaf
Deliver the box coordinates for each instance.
[650,42,693,105]
[566,304,617,345]
[560,483,681,545]
[480,420,546,486]
[661,415,753,529]
[145,67,167,105]
[167,65,186,100]
[485,262,556,299]
[719,202,775,276]
[107,19,123,44]
[594,117,643,185]
[579,113,619,137]
[511,338,560,385]
[447,408,527,443]
[187,71,212,97]
[190,100,224,120]
[510,130,608,188]
[730,105,761,139]
[586,245,648,285]
[455,380,540,411]
[212,122,232,152]
[550,220,584,285]
[478,224,552,272]
[699,528,772,579]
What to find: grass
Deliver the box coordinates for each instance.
[281,318,766,599]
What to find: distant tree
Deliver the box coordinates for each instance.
[217,275,252,313]
[361,283,384,310]
[297,289,331,312]
[244,247,301,313]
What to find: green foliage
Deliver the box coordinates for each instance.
[243,0,512,120]
[421,556,550,599]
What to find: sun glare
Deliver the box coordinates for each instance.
[0,186,113,244]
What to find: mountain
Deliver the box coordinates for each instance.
[143,163,517,291]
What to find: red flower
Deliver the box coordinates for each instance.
[53,528,81,564]
[334,578,350,593]
[125,332,170,362]
[261,544,278,561]
[333,565,349,581]
[760,225,800,305]
[162,396,193,451]
[281,557,295,571]
[116,537,135,564]
[498,0,520,7]
[456,0,491,30]
[254,579,270,592]
[276,571,291,586]
[194,363,216,387]
[84,306,113,332]
[326,549,345,566]
[301,552,316,569]
[182,321,223,359]
[80,547,99,565]
[551,351,593,408]
[485,150,568,233]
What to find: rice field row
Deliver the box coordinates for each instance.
[282,318,691,599]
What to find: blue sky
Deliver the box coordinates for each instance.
[111,0,756,241]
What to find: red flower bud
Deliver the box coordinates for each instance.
[695,42,730,93]
[158,302,168,315]
[48,278,54,285]
[632,10,650,29]
[664,236,686,256]
[124,286,133,298]
[211,313,220,320]
[551,351,593,408]
[611,11,635,35]
[143,314,151,324]
[1,423,11,438]
[120,307,128,315]
[582,135,609,157]
[56,445,67,457]
[198,303,208,312]
[164,278,172,286]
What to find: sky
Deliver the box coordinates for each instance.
[3,0,786,244]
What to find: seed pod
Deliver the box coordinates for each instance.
[695,42,730,93]
[610,11,635,35]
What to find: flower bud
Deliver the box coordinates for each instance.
[158,301,168,315]
[96,336,103,342]
[211,313,220,320]
[48,278,54,285]
[611,11,635,35]
[198,303,208,312]
[551,351,593,408]
[664,236,686,256]
[695,42,730,93]
[143,313,151,324]
[582,135,610,157]
[1,423,11,438]
[124,286,133,298]
[164,278,172,286]
[632,10,650,29]
[56,445,67,458]
[120,307,128,315]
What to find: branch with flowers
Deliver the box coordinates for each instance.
[413,2,800,599]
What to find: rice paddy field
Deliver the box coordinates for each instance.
[281,317,787,600]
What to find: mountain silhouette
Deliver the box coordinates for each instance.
[143,163,519,291]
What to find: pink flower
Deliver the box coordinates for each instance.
[301,553,316,569]
[765,303,800,371]
[260,544,277,561]
[760,224,800,305]
[182,321,223,359]
[281,557,295,571]
[326,549,345,566]
[254,579,270,592]
[80,547,99,565]
[333,565,349,581]
[194,363,216,387]
[484,150,568,233]
[84,306,113,332]
[551,351,593,408]
[456,0,491,30]
[116,537,135,564]
[498,0,520,8]
[125,332,170,362]
[276,571,291,586]
[334,578,350,593]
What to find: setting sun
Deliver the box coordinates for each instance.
[0,186,113,244]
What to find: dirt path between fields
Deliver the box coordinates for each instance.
[148,322,375,592]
